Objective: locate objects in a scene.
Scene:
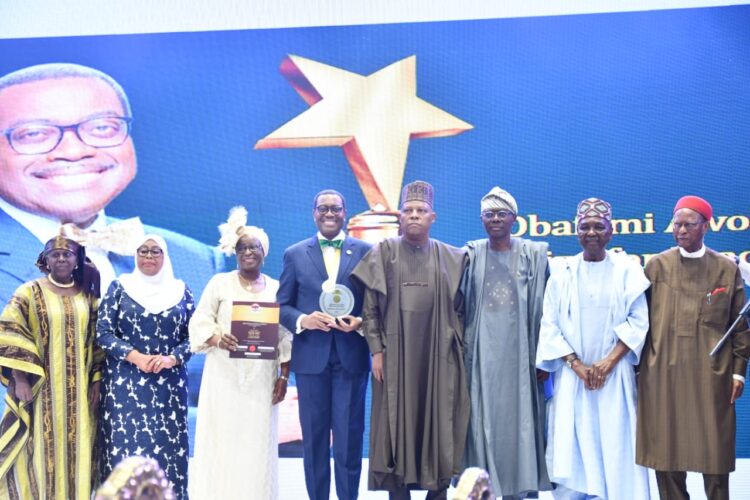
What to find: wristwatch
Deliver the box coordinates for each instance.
[565,356,579,369]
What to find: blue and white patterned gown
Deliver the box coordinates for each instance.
[97,280,194,499]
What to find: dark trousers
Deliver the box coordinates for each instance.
[655,470,729,500]
[296,341,368,500]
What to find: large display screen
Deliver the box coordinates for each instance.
[0,3,747,458]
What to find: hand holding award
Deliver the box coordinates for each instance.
[319,278,358,332]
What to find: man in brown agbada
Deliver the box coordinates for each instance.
[636,195,749,500]
[351,180,469,500]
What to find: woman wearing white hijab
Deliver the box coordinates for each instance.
[189,207,291,500]
[97,234,194,499]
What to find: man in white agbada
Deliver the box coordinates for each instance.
[536,198,651,500]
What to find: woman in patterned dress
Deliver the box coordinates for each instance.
[189,207,291,500]
[0,235,103,500]
[97,234,193,499]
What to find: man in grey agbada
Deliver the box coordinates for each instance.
[462,186,551,499]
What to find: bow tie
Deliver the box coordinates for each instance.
[319,239,343,250]
[62,217,146,255]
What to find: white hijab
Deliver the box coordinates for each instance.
[119,234,186,314]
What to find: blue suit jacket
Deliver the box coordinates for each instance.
[277,235,371,375]
[0,208,225,306]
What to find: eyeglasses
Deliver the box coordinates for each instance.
[315,205,344,215]
[137,247,164,257]
[673,222,702,231]
[3,116,132,155]
[481,210,513,220]
[236,244,263,254]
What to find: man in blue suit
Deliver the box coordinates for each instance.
[277,189,371,500]
[0,62,224,304]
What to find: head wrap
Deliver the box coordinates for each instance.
[576,197,612,222]
[36,233,100,297]
[673,195,713,221]
[401,180,434,208]
[118,234,186,315]
[43,234,81,255]
[481,186,518,215]
[217,206,270,257]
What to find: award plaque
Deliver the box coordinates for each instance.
[319,283,355,317]
[230,301,279,360]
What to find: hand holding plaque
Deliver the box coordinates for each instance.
[334,315,361,333]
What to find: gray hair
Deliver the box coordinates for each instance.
[0,63,131,116]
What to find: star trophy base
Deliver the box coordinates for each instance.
[347,210,400,244]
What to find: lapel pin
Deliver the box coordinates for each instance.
[346,249,352,255]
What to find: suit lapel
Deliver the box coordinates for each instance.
[109,252,134,275]
[0,209,46,284]
[336,237,356,283]
[305,237,328,280]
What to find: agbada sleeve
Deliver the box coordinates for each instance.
[730,268,750,377]
[350,243,387,355]
[536,272,575,372]
[189,274,223,353]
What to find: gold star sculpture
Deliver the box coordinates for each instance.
[255,55,473,214]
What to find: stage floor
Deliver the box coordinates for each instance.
[275,459,750,499]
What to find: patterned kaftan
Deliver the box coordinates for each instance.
[0,280,104,500]
[97,280,194,499]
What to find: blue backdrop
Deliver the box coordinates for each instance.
[1,5,748,456]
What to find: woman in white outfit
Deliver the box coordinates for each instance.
[189,207,292,499]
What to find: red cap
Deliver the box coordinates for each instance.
[674,195,713,221]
